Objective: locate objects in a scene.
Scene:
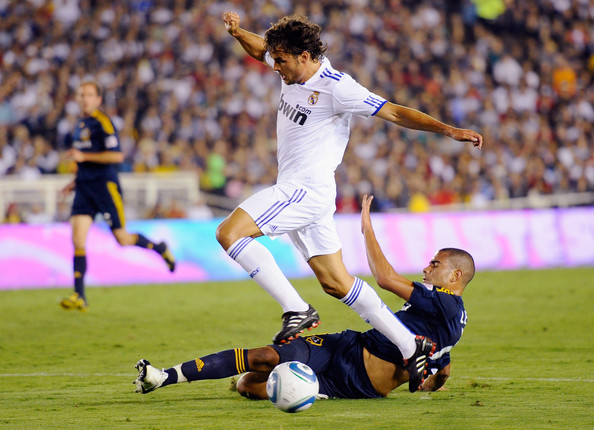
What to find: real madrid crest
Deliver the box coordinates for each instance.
[308,91,319,105]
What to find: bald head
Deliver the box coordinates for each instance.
[439,248,475,287]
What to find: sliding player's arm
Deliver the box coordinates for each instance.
[420,364,450,391]
[360,194,415,302]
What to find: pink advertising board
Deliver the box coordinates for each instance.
[0,208,592,290]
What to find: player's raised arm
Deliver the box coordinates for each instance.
[222,11,267,62]
[375,102,483,149]
[360,194,415,301]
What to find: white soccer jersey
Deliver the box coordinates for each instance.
[264,53,387,197]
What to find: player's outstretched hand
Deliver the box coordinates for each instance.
[450,128,483,149]
[222,11,240,35]
[360,194,374,234]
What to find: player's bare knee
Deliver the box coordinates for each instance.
[235,375,250,398]
[72,238,86,250]
[214,223,226,246]
[215,221,233,249]
[71,232,86,249]
[235,374,252,397]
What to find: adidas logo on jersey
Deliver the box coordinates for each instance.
[278,93,310,126]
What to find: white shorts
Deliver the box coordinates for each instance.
[239,182,341,260]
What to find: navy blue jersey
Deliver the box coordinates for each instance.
[361,282,467,371]
[72,109,121,183]
[70,109,125,228]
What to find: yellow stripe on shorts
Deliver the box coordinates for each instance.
[107,181,126,228]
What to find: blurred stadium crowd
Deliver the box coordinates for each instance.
[1,0,593,222]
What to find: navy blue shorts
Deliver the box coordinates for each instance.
[271,330,381,399]
[71,180,125,229]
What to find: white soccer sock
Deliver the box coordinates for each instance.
[341,277,417,359]
[227,237,309,313]
[172,364,187,383]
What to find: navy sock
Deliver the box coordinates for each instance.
[162,349,250,386]
[163,369,178,386]
[73,251,86,300]
[135,233,164,254]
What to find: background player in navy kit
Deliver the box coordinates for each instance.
[133,194,474,397]
[59,81,175,311]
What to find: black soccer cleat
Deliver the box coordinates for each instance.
[158,242,176,272]
[405,335,436,392]
[272,305,320,345]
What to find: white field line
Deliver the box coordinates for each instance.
[0,373,592,383]
[0,373,130,377]
[470,376,594,383]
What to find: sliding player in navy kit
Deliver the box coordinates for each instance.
[133,195,474,397]
[60,81,176,311]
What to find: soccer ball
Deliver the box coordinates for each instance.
[266,361,319,413]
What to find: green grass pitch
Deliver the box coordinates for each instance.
[1,267,593,429]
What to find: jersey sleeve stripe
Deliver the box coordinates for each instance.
[92,110,115,134]
[321,69,344,81]
[367,99,388,116]
[363,95,385,108]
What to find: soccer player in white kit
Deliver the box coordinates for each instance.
[220,12,483,391]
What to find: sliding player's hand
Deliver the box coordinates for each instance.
[360,194,374,234]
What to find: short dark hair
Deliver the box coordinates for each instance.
[264,15,327,60]
[440,248,476,285]
[80,80,103,97]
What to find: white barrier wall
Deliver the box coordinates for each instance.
[1,207,593,289]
